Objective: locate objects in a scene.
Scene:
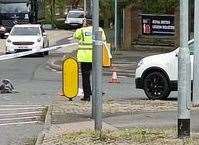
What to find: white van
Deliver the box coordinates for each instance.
[65,10,86,29]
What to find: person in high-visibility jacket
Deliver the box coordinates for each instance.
[73,20,106,101]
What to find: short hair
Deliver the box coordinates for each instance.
[86,19,92,26]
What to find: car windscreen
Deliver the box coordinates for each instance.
[0,3,29,13]
[11,27,41,36]
[68,12,84,18]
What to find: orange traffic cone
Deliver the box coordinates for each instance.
[109,67,120,83]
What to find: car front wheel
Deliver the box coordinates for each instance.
[143,71,171,100]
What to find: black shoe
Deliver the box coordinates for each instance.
[81,97,90,101]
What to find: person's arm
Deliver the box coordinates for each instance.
[73,28,82,41]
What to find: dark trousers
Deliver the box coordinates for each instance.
[80,62,92,99]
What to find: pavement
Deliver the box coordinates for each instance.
[42,95,199,145]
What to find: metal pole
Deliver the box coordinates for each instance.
[84,0,86,12]
[193,0,199,106]
[114,0,117,50]
[178,0,191,138]
[92,0,96,119]
[94,31,103,131]
[92,0,103,132]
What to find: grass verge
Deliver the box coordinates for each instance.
[44,128,199,145]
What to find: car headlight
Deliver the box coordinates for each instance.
[7,39,11,43]
[137,59,144,68]
[37,38,41,42]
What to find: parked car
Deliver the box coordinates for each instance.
[135,39,194,100]
[65,9,86,29]
[5,24,49,56]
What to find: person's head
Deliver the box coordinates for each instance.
[82,19,92,27]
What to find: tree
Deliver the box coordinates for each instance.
[100,0,114,28]
[124,0,179,14]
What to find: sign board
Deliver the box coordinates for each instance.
[142,14,175,36]
[62,57,79,100]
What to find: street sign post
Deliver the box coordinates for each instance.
[178,0,191,138]
[193,0,199,106]
[62,57,79,101]
[114,0,118,51]
[92,0,103,132]
[91,0,96,119]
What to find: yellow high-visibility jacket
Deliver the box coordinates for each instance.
[73,26,106,62]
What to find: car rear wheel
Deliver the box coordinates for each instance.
[143,71,171,100]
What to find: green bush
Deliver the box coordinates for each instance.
[54,20,66,29]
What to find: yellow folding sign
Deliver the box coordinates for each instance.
[62,57,79,100]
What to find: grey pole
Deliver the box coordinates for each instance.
[84,0,86,12]
[114,0,118,51]
[92,0,96,119]
[178,0,191,138]
[92,0,103,131]
[193,0,199,106]
[94,31,103,131]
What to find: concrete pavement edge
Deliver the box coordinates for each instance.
[35,105,53,145]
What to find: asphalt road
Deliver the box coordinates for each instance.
[0,30,68,145]
[0,56,61,144]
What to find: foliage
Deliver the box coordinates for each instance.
[99,0,114,28]
[124,0,179,14]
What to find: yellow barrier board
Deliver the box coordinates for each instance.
[103,43,112,67]
[62,57,79,100]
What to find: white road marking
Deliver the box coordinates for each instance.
[0,105,46,125]
[0,105,44,107]
[0,107,45,111]
[0,111,43,116]
[0,121,39,126]
[0,116,40,121]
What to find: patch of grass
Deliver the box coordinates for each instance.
[46,128,199,145]
[119,128,166,143]
[51,128,178,145]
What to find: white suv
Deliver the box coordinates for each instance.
[65,10,86,28]
[135,39,194,100]
[6,24,49,55]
